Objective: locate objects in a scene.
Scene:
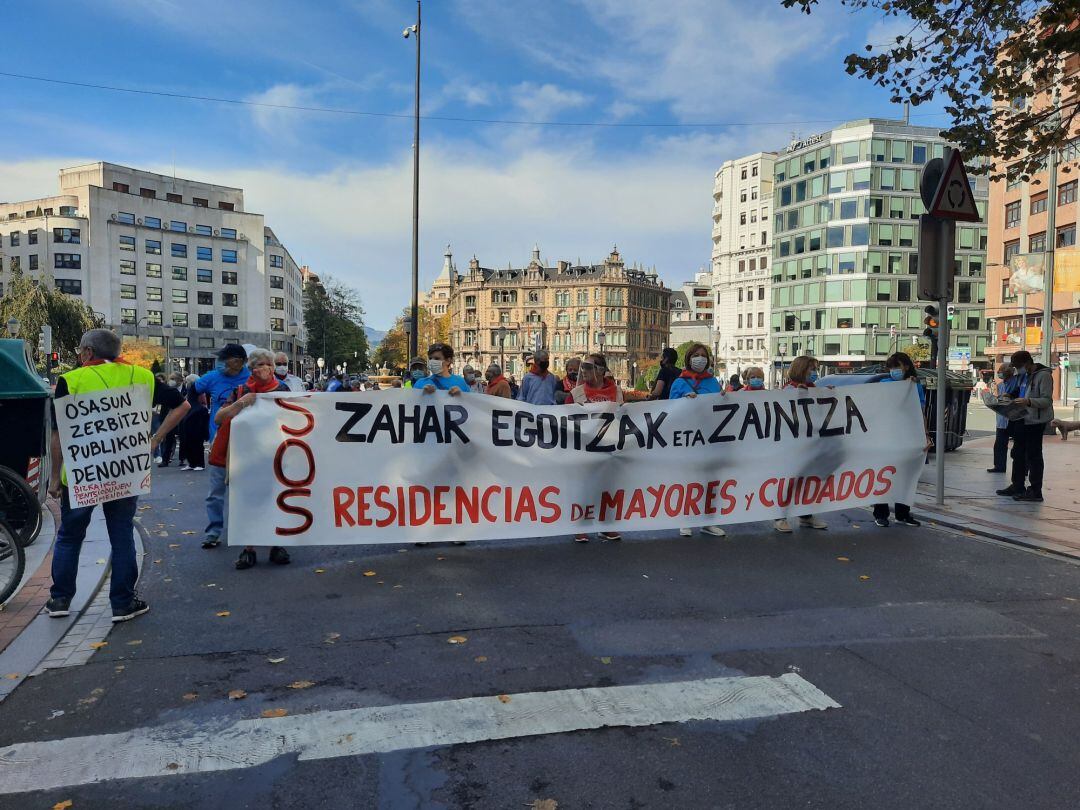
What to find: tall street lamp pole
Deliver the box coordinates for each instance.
[404,2,421,363]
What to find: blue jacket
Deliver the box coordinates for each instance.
[517,371,560,405]
[194,367,251,439]
[995,375,1021,429]
[413,373,470,392]
[669,375,722,399]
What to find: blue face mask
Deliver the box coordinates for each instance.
[748,378,764,389]
[889,368,905,381]
[807,371,819,383]
[411,369,424,381]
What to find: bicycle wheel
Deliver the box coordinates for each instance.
[0,518,26,607]
[0,465,42,547]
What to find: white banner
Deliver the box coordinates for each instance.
[55,384,153,508]
[227,384,926,545]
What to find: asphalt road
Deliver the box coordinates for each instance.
[2,464,1079,809]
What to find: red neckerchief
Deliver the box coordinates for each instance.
[562,375,577,391]
[244,374,283,394]
[679,369,712,382]
[487,374,507,389]
[583,380,619,401]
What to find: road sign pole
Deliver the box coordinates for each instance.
[936,289,950,505]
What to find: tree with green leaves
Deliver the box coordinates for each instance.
[0,266,101,371]
[374,305,448,372]
[303,275,369,372]
[784,1,1080,177]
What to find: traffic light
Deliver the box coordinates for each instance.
[923,305,940,363]
[1060,352,1071,369]
[946,304,956,322]
[37,324,52,356]
[48,351,60,368]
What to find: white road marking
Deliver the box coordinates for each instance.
[0,673,839,794]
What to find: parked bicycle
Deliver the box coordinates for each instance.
[0,464,42,547]
[0,518,25,606]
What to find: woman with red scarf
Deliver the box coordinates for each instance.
[668,343,727,539]
[209,347,292,569]
[568,353,624,542]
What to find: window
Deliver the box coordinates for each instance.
[119,235,135,251]
[120,259,136,275]
[172,312,188,327]
[113,182,130,193]
[196,291,212,305]
[221,249,237,263]
[145,239,162,255]
[758,286,765,300]
[172,289,188,303]
[218,201,235,211]
[166,193,182,203]
[741,168,747,179]
[270,297,284,310]
[120,284,136,300]
[144,216,162,229]
[140,187,156,199]
[121,308,136,325]
[55,279,82,295]
[146,262,162,277]
[198,313,214,329]
[195,224,212,236]
[53,227,80,244]
[1004,240,1020,264]
[171,243,187,258]
[270,254,284,268]
[27,230,38,245]
[29,255,38,270]
[192,197,208,207]
[1060,181,1077,206]
[740,213,747,225]
[170,220,187,232]
[172,266,188,281]
[1031,193,1048,215]
[145,286,162,301]
[117,212,135,224]
[1057,224,1076,248]
[220,227,237,239]
[1005,201,1021,228]
[197,246,212,261]
[1029,232,1047,252]
[270,275,284,289]
[55,253,81,269]
[223,315,239,330]
[199,337,215,348]
[752,165,758,177]
[173,335,189,347]
[912,144,927,164]
[222,271,238,285]
[197,268,213,283]
[269,317,284,331]
[223,293,238,307]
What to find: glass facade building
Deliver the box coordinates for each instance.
[769,119,990,374]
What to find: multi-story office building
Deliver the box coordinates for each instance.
[769,120,990,376]
[711,152,777,375]
[0,162,306,373]
[432,245,670,382]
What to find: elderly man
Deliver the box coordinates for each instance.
[484,363,512,398]
[461,364,485,393]
[273,351,305,392]
[46,329,189,622]
[517,349,559,405]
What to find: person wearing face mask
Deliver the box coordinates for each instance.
[403,357,427,388]
[738,366,767,392]
[775,355,828,533]
[648,347,681,400]
[208,348,292,569]
[155,373,186,468]
[462,364,485,394]
[484,363,512,398]
[556,357,581,404]
[272,352,305,392]
[517,349,560,405]
[997,350,1054,502]
[668,344,727,539]
[872,352,928,528]
[568,353,624,543]
[988,363,1019,472]
[413,342,468,396]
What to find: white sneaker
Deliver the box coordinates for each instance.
[799,516,828,530]
[774,519,793,533]
[192,466,204,471]
[179,464,191,471]
[701,525,726,537]
[679,528,693,537]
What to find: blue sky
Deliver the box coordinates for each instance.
[0,0,949,329]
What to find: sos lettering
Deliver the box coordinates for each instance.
[273,399,316,535]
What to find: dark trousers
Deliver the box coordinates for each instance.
[51,489,139,610]
[178,435,204,469]
[993,427,1011,471]
[1010,422,1046,493]
[873,503,911,521]
[159,428,178,465]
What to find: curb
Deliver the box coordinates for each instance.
[915,500,1080,562]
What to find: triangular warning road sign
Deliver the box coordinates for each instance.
[929,150,981,222]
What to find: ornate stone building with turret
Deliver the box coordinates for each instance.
[427,244,670,382]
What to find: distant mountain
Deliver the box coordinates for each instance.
[365,326,387,347]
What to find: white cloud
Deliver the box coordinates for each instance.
[607,100,642,121]
[511,82,591,121]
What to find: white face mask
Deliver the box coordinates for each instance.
[428,359,444,375]
[167,380,178,387]
[689,356,708,372]
[274,365,288,376]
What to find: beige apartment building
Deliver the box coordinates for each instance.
[428,245,670,382]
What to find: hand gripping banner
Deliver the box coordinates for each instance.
[226,384,926,546]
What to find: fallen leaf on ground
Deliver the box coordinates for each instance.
[447,635,468,644]
[95,559,106,565]
[53,801,73,810]
[3,673,20,680]
[663,736,681,747]
[268,657,286,664]
[89,641,108,650]
[138,506,152,512]
[314,568,325,574]
[393,585,403,589]
[599,656,612,665]
[168,544,180,549]
[261,708,289,718]
[836,556,850,562]
[205,583,217,588]
[216,611,231,617]
[228,689,247,700]
[181,531,196,535]
[163,577,172,582]
[126,640,142,646]
[153,559,163,565]
[362,570,377,577]
[165,762,180,770]
[114,665,125,673]
[325,633,341,643]
[474,656,488,663]
[287,680,315,690]
[851,524,861,529]
[859,575,871,581]
[158,532,170,538]
[497,694,511,703]
[436,556,446,561]
[182,693,198,701]
[526,800,558,810]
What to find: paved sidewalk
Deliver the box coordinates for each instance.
[915,430,1080,559]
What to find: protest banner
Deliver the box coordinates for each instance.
[226,383,926,545]
[54,385,153,508]
[232,384,924,548]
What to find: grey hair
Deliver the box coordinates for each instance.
[247,347,275,368]
[486,363,502,375]
[184,374,199,385]
[80,328,121,360]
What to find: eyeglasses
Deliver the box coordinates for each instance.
[580,361,606,371]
